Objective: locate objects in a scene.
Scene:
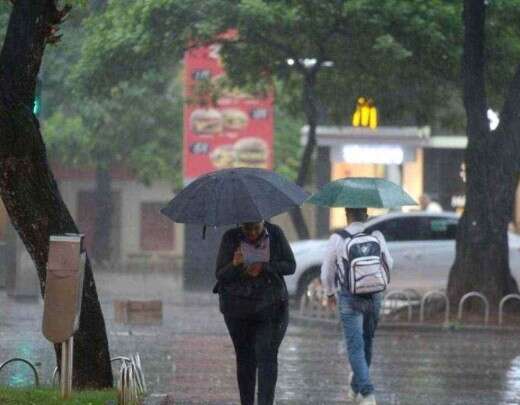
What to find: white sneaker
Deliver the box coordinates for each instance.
[358,394,377,405]
[347,372,361,403]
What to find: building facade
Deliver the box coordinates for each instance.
[0,164,183,270]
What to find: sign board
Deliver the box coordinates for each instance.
[183,40,274,182]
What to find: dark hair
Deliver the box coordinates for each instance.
[240,220,264,229]
[346,208,368,222]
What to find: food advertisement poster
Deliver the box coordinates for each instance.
[183,43,274,182]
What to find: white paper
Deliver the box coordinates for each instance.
[240,239,270,266]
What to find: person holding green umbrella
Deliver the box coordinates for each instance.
[308,177,416,405]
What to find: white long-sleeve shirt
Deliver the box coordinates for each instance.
[320,222,394,297]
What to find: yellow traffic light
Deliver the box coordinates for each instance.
[352,97,378,129]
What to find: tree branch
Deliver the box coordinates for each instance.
[462,0,489,141]
[235,29,307,73]
[296,69,319,187]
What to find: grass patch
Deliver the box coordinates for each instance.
[0,386,117,404]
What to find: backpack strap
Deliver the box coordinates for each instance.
[333,230,353,291]
[334,229,352,240]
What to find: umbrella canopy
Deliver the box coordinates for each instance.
[307,177,417,208]
[161,168,309,226]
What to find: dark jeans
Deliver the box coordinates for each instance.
[224,302,289,405]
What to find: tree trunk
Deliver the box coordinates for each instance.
[447,0,519,309]
[289,71,320,240]
[288,207,310,240]
[447,141,519,308]
[92,166,113,263]
[0,0,113,388]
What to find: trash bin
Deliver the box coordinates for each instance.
[42,234,85,344]
[41,234,85,400]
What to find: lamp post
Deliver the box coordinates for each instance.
[285,58,335,238]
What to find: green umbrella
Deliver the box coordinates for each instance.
[307,177,417,208]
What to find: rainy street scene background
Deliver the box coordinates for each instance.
[1,1,520,404]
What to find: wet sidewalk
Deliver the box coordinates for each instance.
[1,271,519,404]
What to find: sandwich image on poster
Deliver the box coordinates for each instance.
[233,137,269,168]
[222,109,249,131]
[210,144,235,169]
[190,108,223,134]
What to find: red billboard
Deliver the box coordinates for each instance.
[183,42,274,181]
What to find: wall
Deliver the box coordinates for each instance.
[56,179,182,262]
[402,148,424,206]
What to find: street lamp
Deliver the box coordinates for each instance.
[286,58,334,68]
[487,108,499,130]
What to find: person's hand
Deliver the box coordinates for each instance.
[232,249,244,267]
[323,294,337,312]
[245,263,263,278]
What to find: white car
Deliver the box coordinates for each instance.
[287,212,520,300]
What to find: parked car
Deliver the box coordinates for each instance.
[287,212,520,300]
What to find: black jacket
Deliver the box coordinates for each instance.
[214,222,296,314]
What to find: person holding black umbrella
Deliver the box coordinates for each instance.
[214,220,295,405]
[161,168,307,405]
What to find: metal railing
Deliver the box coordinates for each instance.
[51,367,59,387]
[457,291,490,325]
[298,288,520,328]
[420,290,450,324]
[0,358,40,387]
[382,290,414,322]
[52,355,135,387]
[116,354,147,405]
[498,294,520,326]
[50,354,147,404]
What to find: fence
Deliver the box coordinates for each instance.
[298,289,520,329]
[0,358,39,387]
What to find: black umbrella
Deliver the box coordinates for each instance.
[161,168,309,229]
